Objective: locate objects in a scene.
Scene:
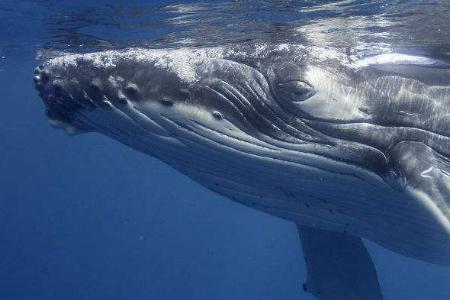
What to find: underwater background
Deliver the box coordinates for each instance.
[1,1,450,299]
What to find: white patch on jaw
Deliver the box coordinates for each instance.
[420,167,434,179]
[47,117,79,135]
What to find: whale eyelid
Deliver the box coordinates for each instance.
[276,80,316,102]
[279,79,311,85]
[278,80,313,89]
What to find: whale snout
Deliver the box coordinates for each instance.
[33,49,210,138]
[34,64,93,134]
[33,58,141,134]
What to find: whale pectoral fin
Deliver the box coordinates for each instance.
[297,225,383,300]
[390,141,450,234]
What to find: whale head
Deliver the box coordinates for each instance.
[33,47,336,163]
[34,46,450,266]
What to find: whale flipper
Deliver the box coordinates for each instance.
[297,225,383,300]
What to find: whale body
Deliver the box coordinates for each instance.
[33,44,450,299]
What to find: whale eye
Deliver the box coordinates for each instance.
[276,80,315,102]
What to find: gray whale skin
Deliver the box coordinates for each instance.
[34,44,450,300]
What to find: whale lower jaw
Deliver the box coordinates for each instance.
[75,96,449,265]
[155,126,450,265]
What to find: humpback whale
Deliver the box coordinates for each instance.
[33,44,450,299]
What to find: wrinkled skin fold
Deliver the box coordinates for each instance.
[34,44,450,299]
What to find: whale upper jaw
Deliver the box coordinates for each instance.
[33,50,181,138]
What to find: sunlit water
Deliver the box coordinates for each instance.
[1,1,450,299]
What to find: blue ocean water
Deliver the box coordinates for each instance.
[1,1,450,299]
